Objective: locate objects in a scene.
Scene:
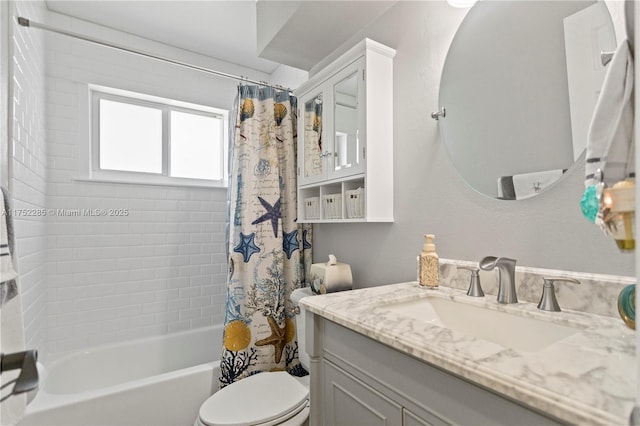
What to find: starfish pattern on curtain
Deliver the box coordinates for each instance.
[219,85,312,388]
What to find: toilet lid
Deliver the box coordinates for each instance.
[199,371,309,426]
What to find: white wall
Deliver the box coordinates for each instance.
[9,0,49,354]
[270,63,308,90]
[313,1,634,286]
[42,10,275,355]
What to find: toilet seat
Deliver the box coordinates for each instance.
[198,371,309,426]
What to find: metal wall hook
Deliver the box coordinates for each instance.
[431,107,446,120]
[601,51,614,66]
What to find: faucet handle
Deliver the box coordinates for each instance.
[537,277,580,312]
[457,265,484,297]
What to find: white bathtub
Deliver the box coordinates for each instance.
[19,325,222,426]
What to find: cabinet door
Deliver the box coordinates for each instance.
[328,58,366,180]
[299,89,327,186]
[324,360,402,426]
[403,408,437,426]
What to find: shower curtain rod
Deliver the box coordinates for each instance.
[17,17,294,93]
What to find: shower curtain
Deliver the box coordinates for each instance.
[219,85,312,387]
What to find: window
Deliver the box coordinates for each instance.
[90,87,228,187]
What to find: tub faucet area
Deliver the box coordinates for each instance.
[479,256,518,304]
[0,350,39,395]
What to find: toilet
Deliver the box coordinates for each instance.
[195,288,313,426]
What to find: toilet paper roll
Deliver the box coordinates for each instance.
[310,254,352,294]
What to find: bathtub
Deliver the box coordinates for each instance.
[19,325,222,426]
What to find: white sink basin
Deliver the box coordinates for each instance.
[380,297,580,352]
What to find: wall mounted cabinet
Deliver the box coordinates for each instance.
[295,39,395,223]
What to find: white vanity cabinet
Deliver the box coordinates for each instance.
[296,39,395,222]
[307,317,564,426]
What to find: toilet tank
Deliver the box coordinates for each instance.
[290,287,313,370]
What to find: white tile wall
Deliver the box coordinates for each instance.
[42,11,275,355]
[4,1,305,358]
[9,0,48,354]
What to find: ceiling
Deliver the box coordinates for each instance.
[45,1,397,75]
[45,1,282,73]
[256,1,397,70]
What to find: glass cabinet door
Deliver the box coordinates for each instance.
[300,91,326,185]
[331,60,365,179]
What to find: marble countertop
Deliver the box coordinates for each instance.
[300,282,636,425]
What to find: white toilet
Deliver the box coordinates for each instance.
[195,288,313,426]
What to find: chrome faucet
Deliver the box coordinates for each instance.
[479,256,518,304]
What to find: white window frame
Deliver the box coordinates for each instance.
[87,85,228,188]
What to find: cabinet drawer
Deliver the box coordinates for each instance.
[324,359,403,426]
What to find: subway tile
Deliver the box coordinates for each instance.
[168,321,190,333]
[190,233,213,244]
[142,279,168,292]
[85,283,117,298]
[154,244,178,256]
[179,265,201,276]
[190,295,212,308]
[153,266,180,279]
[73,321,103,337]
[102,317,130,333]
[178,244,202,255]
[142,302,168,314]
[142,324,169,336]
[48,325,74,341]
[178,223,201,233]
[201,284,222,296]
[179,307,202,321]
[142,234,167,245]
[168,277,190,288]
[130,314,156,328]
[154,289,179,302]
[179,287,201,298]
[166,233,190,244]
[142,256,167,268]
[156,311,180,323]
[168,299,190,311]
[190,275,213,287]
[115,328,143,342]
[190,254,212,266]
[190,317,213,329]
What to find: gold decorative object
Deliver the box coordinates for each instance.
[602,179,635,251]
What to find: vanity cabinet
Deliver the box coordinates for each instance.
[295,39,395,222]
[307,316,564,426]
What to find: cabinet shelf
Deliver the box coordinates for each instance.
[296,39,395,223]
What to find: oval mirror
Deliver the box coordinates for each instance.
[439,1,616,200]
